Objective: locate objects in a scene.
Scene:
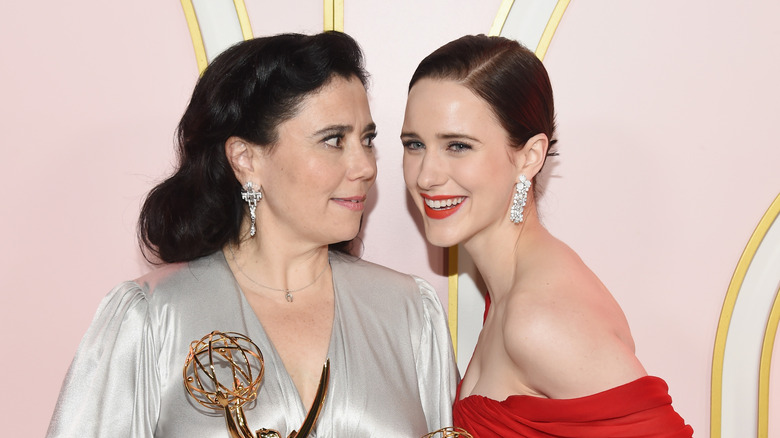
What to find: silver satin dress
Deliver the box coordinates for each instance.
[47,251,458,437]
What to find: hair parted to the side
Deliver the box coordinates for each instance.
[139,32,368,264]
[409,34,558,168]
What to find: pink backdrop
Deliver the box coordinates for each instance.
[2,1,779,436]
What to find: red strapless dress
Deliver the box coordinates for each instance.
[453,376,693,437]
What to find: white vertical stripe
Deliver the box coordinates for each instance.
[721,213,780,437]
[501,0,558,51]
[192,0,244,62]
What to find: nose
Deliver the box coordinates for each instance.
[345,143,377,182]
[414,149,446,190]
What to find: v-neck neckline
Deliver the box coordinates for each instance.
[218,250,339,422]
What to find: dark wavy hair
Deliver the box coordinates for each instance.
[409,35,557,176]
[139,32,368,264]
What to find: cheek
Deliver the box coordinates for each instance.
[301,158,336,182]
[450,160,486,190]
[465,155,514,186]
[451,158,515,209]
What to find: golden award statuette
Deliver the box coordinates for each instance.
[183,331,330,438]
[422,427,474,438]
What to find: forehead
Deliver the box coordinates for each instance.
[280,75,372,133]
[404,79,499,130]
[299,75,367,113]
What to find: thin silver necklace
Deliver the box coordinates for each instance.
[229,245,329,303]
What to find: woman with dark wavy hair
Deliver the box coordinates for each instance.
[402,35,692,437]
[48,32,457,437]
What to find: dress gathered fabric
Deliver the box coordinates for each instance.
[47,251,458,438]
[453,376,693,437]
[452,294,692,437]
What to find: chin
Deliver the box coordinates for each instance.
[423,227,460,248]
[333,227,361,244]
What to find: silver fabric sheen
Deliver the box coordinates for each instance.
[47,251,458,437]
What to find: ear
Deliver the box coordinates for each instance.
[225,136,259,184]
[512,133,549,179]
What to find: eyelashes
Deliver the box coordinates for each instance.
[323,132,378,149]
[402,140,424,150]
[401,140,473,153]
[364,132,378,148]
[447,142,472,152]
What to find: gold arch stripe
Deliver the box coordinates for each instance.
[233,0,254,40]
[535,0,570,60]
[488,0,514,37]
[759,285,780,437]
[180,0,254,75]
[448,0,571,355]
[711,192,780,438]
[447,246,459,356]
[486,0,570,59]
[181,0,208,74]
[324,0,344,32]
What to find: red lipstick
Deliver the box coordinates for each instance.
[421,194,465,220]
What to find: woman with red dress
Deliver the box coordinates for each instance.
[402,35,693,437]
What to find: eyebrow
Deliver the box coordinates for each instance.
[313,122,377,138]
[400,131,481,143]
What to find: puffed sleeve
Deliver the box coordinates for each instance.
[413,276,460,432]
[47,282,160,437]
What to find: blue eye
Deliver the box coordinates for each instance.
[402,141,424,150]
[448,142,471,152]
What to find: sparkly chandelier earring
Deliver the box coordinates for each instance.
[241,182,263,237]
[509,175,531,224]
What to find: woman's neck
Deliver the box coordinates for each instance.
[225,230,331,296]
[462,206,545,304]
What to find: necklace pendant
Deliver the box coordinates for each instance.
[285,290,293,303]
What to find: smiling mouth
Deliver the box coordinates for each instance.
[421,196,466,219]
[424,196,465,210]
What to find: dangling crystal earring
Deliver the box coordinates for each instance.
[241,182,263,237]
[509,175,531,224]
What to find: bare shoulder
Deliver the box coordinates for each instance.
[502,237,646,399]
